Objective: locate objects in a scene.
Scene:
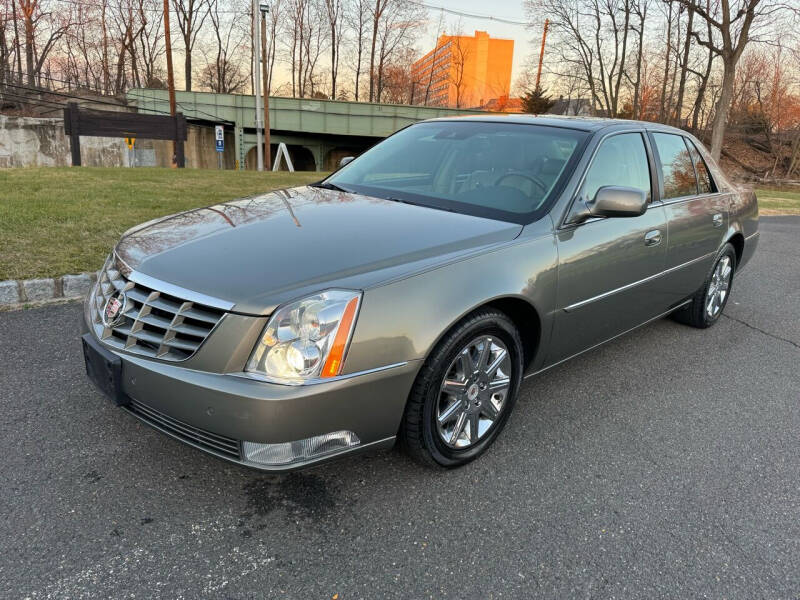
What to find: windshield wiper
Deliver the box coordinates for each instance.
[311,181,353,193]
[385,196,455,213]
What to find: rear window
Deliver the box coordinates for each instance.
[652,133,698,200]
[687,140,716,194]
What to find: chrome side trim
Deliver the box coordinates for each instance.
[526,299,692,379]
[128,270,235,311]
[563,252,714,312]
[232,361,410,386]
[659,191,728,207]
[745,231,760,241]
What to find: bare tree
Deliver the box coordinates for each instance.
[345,0,369,100]
[172,0,210,91]
[688,0,719,130]
[448,31,470,108]
[673,1,695,124]
[323,0,343,98]
[524,0,632,117]
[263,0,281,93]
[675,0,798,160]
[628,0,649,119]
[17,0,72,85]
[200,0,248,93]
[658,1,674,122]
[137,0,166,88]
[371,0,422,102]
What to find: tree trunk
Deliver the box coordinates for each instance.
[23,10,34,84]
[0,21,6,85]
[184,38,192,90]
[674,5,693,125]
[354,40,362,101]
[658,2,672,122]
[329,5,337,99]
[12,0,22,81]
[710,60,736,162]
[368,0,381,102]
[102,1,110,93]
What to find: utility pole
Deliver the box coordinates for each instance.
[252,0,264,172]
[260,2,271,170]
[535,19,549,92]
[163,0,177,165]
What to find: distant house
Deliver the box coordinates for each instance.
[480,96,524,113]
[547,97,593,116]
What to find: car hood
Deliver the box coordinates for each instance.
[115,186,522,314]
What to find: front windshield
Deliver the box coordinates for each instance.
[326,121,587,223]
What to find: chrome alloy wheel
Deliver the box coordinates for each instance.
[706,255,732,319]
[436,336,512,449]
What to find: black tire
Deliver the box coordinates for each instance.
[400,308,524,468]
[672,242,737,329]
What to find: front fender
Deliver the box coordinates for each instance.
[343,230,559,375]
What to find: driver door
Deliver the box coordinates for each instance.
[547,131,671,365]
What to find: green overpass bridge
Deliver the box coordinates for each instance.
[126,88,487,171]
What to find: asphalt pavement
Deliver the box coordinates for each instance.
[1,217,798,599]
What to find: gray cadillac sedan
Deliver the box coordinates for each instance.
[82,115,758,471]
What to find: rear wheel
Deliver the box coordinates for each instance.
[400,308,523,468]
[673,243,736,329]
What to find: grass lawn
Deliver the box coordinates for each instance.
[754,186,800,216]
[0,167,326,281]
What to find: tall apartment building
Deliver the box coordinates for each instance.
[410,31,514,108]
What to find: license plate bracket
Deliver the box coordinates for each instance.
[82,333,128,406]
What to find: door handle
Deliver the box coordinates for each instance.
[644,229,662,246]
[712,213,723,227]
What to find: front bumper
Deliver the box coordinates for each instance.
[81,328,420,471]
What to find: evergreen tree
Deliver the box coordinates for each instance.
[522,87,555,115]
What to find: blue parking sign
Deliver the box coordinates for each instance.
[215,125,224,152]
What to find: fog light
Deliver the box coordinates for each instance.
[242,431,361,466]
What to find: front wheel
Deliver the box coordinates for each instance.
[400,308,524,468]
[674,243,737,329]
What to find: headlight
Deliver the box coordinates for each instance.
[246,290,362,383]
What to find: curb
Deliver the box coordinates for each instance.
[0,272,96,309]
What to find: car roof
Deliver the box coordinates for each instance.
[423,113,689,135]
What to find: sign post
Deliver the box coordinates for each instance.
[215,125,224,170]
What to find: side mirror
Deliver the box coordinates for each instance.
[339,156,354,168]
[590,186,647,218]
[572,186,647,223]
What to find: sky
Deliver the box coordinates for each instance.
[415,0,533,88]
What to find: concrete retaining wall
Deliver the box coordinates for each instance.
[0,115,233,169]
[0,115,127,167]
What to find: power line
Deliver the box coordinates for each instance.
[1,81,175,115]
[409,0,528,26]
[0,90,69,114]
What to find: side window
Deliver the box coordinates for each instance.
[582,133,651,203]
[652,133,698,199]
[687,140,716,194]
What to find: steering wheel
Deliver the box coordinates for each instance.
[494,172,548,196]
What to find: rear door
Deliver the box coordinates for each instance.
[548,131,670,365]
[649,133,729,303]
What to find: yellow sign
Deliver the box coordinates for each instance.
[125,137,135,150]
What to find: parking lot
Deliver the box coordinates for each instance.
[1,217,798,599]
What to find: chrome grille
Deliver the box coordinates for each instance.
[89,257,226,361]
[127,399,241,460]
